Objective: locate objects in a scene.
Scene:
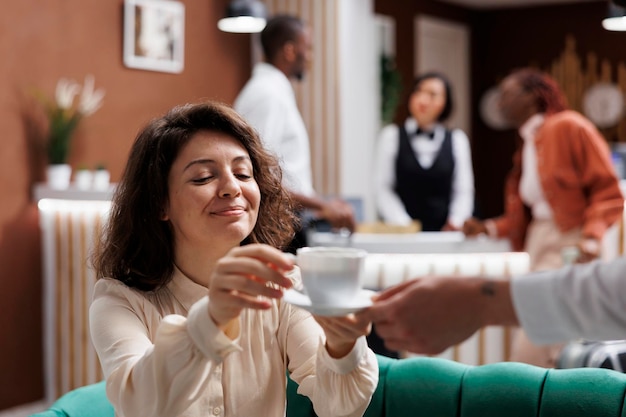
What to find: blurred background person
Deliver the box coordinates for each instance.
[235,14,356,253]
[463,67,623,367]
[374,71,474,232]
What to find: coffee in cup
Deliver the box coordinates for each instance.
[295,246,367,306]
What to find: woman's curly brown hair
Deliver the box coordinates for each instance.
[512,68,568,115]
[93,101,299,291]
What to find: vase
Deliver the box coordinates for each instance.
[74,170,93,190]
[92,169,111,191]
[47,164,72,190]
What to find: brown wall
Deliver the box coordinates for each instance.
[0,0,251,409]
[375,0,623,219]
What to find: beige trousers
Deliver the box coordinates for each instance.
[509,219,581,368]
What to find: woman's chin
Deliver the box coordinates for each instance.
[221,223,254,243]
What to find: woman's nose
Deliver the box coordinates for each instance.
[218,174,241,198]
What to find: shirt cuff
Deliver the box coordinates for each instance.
[447,217,463,229]
[318,336,369,375]
[186,296,242,361]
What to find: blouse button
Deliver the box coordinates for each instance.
[212,407,222,415]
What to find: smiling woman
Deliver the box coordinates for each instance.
[88,101,378,417]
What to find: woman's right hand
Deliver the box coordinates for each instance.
[208,244,294,330]
[462,217,487,237]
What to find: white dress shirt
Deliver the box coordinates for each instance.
[374,118,474,228]
[234,63,315,196]
[512,257,626,344]
[89,267,377,417]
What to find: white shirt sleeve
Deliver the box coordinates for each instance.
[373,124,413,226]
[282,304,378,417]
[447,129,475,228]
[511,257,626,344]
[90,282,240,417]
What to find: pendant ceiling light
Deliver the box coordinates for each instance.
[602,1,626,31]
[218,0,267,33]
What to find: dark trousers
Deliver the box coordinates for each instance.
[367,324,400,359]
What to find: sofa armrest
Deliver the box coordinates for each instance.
[29,381,112,417]
[29,411,66,417]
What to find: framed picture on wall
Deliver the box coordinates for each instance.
[123,0,185,74]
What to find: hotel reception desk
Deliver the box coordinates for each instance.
[309,230,513,254]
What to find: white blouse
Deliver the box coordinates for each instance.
[374,118,475,228]
[518,113,553,221]
[89,267,378,417]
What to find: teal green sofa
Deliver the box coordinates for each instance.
[31,355,626,417]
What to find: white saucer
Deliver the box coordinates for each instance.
[283,289,376,316]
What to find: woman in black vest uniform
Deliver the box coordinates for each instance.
[374,72,474,231]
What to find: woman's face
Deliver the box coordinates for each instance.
[498,76,536,128]
[163,130,261,252]
[408,77,447,126]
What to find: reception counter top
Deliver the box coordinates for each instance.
[33,183,116,201]
[308,231,512,254]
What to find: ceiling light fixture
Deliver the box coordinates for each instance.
[218,0,267,33]
[602,1,626,31]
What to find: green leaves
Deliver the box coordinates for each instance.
[47,107,82,164]
[380,55,403,125]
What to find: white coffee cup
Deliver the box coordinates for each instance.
[296,246,367,306]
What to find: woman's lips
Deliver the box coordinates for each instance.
[212,206,245,216]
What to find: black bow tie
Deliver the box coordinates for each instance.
[415,127,435,139]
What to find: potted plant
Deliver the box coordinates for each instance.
[380,54,403,125]
[38,75,105,189]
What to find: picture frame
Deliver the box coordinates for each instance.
[123,0,185,74]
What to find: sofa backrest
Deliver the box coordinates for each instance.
[287,355,626,417]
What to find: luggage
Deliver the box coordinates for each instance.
[557,340,626,372]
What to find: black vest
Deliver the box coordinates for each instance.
[394,125,454,231]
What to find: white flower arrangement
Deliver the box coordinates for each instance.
[39,75,105,164]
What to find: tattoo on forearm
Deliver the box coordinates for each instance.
[481,281,496,296]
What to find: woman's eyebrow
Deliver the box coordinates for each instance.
[183,155,251,171]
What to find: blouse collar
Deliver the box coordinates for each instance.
[167,265,208,311]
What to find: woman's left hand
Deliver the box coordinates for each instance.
[313,314,372,358]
